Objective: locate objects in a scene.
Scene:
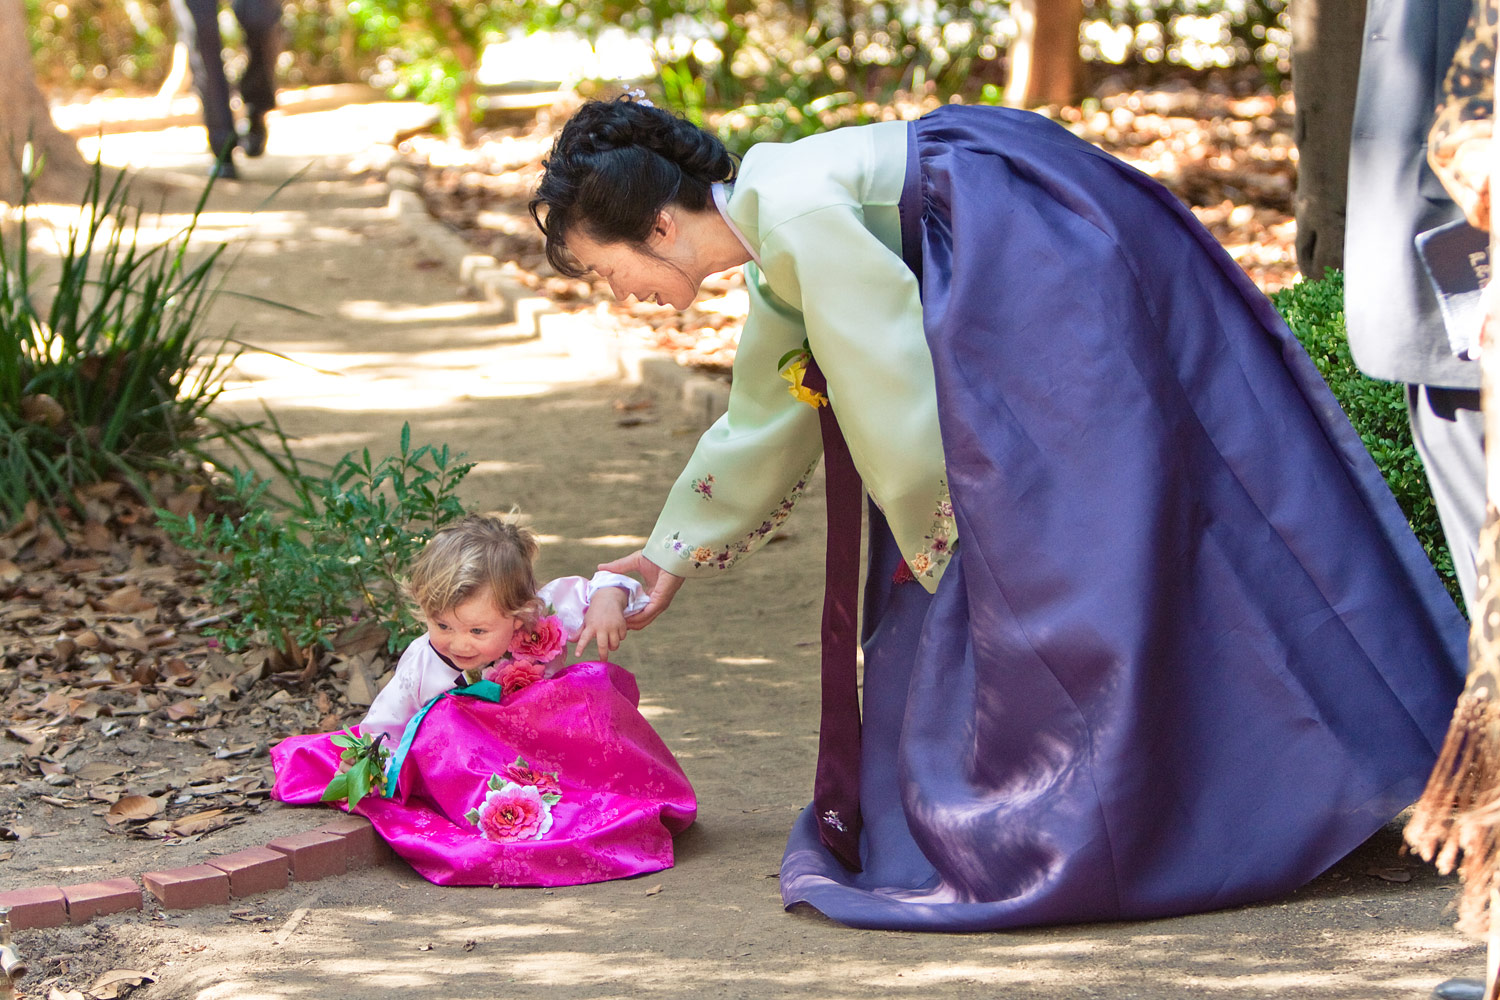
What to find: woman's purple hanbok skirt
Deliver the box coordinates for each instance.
[779,105,1469,930]
[272,661,696,887]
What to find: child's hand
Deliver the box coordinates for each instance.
[575,587,629,661]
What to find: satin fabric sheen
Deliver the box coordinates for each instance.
[779,105,1469,931]
[272,662,696,886]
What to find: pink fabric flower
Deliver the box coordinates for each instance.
[501,756,561,797]
[509,614,567,663]
[470,781,554,842]
[483,657,544,697]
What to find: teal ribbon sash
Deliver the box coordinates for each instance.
[382,679,503,797]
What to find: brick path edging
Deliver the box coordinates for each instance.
[0,816,396,929]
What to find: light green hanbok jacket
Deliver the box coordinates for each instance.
[645,119,957,593]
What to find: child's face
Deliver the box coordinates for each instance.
[425,591,519,671]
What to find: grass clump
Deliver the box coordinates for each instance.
[0,160,239,526]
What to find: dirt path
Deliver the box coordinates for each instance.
[3,99,1486,999]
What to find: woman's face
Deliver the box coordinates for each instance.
[567,228,701,310]
[425,591,518,671]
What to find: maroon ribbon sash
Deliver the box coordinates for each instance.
[802,361,864,872]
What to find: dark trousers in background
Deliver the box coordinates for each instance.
[168,0,283,158]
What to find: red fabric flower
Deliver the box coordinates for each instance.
[484,657,544,696]
[500,756,561,798]
[509,614,567,662]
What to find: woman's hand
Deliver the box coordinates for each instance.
[574,587,629,661]
[598,550,685,630]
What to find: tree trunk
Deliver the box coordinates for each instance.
[1289,0,1366,279]
[0,0,89,205]
[1005,0,1083,108]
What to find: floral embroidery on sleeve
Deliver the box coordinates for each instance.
[691,475,716,500]
[906,480,958,580]
[660,459,819,571]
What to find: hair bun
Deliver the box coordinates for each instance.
[530,96,736,278]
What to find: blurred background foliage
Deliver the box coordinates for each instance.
[27,0,1288,142]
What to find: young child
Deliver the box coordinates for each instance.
[271,514,697,887]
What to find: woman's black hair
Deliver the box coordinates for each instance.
[529,96,737,277]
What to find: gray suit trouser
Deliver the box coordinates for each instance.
[1409,383,1485,613]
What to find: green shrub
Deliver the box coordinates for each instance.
[0,160,239,527]
[1271,270,1461,606]
[158,423,473,661]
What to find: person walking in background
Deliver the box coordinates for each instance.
[168,0,283,179]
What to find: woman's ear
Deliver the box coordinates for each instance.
[648,209,678,250]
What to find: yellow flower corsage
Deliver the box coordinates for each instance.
[777,341,828,409]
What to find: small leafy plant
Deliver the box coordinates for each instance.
[321,730,391,811]
[1271,270,1460,606]
[158,423,474,663]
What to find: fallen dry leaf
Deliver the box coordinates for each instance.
[75,762,127,782]
[1364,866,1412,883]
[99,585,156,615]
[105,794,162,825]
[90,969,156,999]
[171,808,227,836]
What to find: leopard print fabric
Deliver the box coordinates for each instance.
[1430,0,1496,227]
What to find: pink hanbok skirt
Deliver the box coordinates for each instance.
[271,661,697,886]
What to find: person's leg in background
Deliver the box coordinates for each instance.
[168,0,238,174]
[231,0,283,157]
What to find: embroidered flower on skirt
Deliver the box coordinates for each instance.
[499,754,561,798]
[465,774,561,842]
[691,475,715,500]
[820,809,847,832]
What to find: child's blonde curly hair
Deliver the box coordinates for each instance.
[404,514,542,622]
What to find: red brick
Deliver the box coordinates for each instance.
[143,865,231,910]
[314,815,390,869]
[266,830,348,882]
[0,886,67,929]
[206,846,289,897]
[60,878,141,923]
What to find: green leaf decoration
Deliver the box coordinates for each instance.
[776,347,808,371]
[541,793,561,806]
[487,774,507,792]
[347,759,373,810]
[464,808,481,824]
[318,731,392,807]
[320,772,350,802]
